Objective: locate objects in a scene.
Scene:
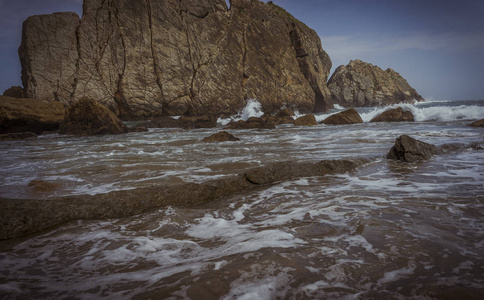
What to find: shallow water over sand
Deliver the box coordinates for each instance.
[0,100,483,299]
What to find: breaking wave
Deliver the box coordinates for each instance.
[359,101,484,122]
[217,99,483,126]
[218,99,265,126]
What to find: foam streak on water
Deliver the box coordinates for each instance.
[0,99,483,299]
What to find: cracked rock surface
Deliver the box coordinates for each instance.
[19,0,333,119]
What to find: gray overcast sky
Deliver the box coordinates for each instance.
[1,0,483,100]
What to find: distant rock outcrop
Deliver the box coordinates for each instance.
[59,98,129,135]
[387,135,438,163]
[328,60,424,107]
[19,0,333,119]
[321,108,363,125]
[370,107,415,122]
[0,95,65,134]
[3,86,25,98]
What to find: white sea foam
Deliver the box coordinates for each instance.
[223,265,292,300]
[217,98,265,125]
[377,266,415,285]
[359,102,484,122]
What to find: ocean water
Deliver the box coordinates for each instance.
[0,100,483,299]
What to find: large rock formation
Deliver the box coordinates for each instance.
[19,0,333,120]
[0,95,65,134]
[328,60,424,107]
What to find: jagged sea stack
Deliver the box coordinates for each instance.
[19,0,333,119]
[328,59,423,107]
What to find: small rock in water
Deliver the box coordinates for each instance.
[370,107,415,122]
[294,115,317,126]
[387,135,438,163]
[59,98,129,136]
[261,113,294,125]
[139,115,217,129]
[276,108,296,118]
[128,125,149,133]
[469,119,484,127]
[321,108,363,125]
[202,131,240,143]
[225,117,276,129]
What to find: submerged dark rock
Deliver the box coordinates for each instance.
[202,131,240,143]
[28,180,59,193]
[276,108,296,118]
[225,117,276,129]
[387,135,439,163]
[261,111,294,125]
[178,115,217,129]
[141,117,183,129]
[469,119,484,127]
[140,115,216,129]
[59,98,129,136]
[0,158,370,240]
[0,95,65,134]
[0,132,37,141]
[294,115,317,126]
[128,125,149,133]
[321,108,363,125]
[370,107,415,122]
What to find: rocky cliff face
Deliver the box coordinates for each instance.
[328,60,423,107]
[19,0,333,119]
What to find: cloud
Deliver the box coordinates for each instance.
[322,32,484,61]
